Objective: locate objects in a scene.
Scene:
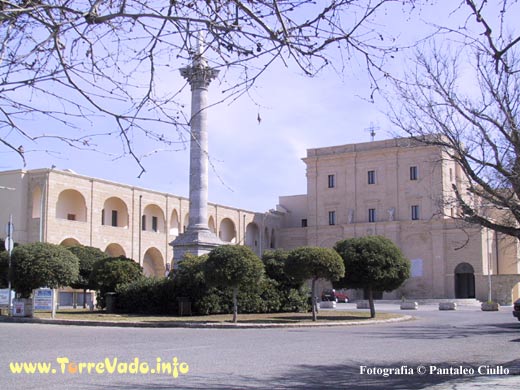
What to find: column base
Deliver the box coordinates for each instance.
[170,227,223,265]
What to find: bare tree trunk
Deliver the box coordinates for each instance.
[368,288,376,318]
[232,287,238,324]
[83,288,87,309]
[311,278,318,321]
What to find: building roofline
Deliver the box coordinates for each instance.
[304,136,439,160]
[0,167,260,214]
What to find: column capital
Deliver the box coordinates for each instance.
[180,63,219,90]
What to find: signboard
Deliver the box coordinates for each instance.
[4,237,13,252]
[0,289,14,307]
[33,288,53,311]
[12,301,25,317]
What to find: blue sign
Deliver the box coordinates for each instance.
[33,288,53,311]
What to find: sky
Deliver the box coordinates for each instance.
[1,1,507,213]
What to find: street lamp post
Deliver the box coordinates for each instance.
[486,227,492,303]
[1,185,16,316]
[6,214,14,316]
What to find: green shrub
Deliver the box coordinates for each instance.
[112,251,310,316]
[116,277,176,314]
[90,256,143,308]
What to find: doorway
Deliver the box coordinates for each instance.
[454,262,475,299]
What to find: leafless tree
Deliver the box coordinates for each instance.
[0,0,417,175]
[387,0,520,238]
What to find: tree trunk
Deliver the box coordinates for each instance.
[232,287,238,324]
[368,288,376,318]
[83,288,87,309]
[311,278,318,321]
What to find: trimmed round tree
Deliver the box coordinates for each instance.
[89,256,143,309]
[204,245,264,323]
[67,245,108,308]
[285,247,345,321]
[334,236,411,318]
[11,242,80,298]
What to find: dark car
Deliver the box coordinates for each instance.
[321,289,349,303]
[513,299,520,321]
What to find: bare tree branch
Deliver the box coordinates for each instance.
[386,0,520,238]
[0,0,418,172]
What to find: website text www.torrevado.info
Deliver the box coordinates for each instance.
[9,357,189,377]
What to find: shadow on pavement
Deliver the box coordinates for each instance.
[92,359,520,390]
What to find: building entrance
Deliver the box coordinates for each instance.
[454,262,475,299]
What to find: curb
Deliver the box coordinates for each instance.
[0,314,414,329]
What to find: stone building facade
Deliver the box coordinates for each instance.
[276,138,520,304]
[2,137,520,305]
[0,168,280,279]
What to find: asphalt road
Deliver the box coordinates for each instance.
[1,304,519,389]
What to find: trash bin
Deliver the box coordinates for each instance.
[105,292,117,313]
[176,297,192,316]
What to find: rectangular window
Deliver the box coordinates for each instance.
[328,174,335,188]
[67,214,76,221]
[301,219,308,228]
[368,170,376,185]
[152,216,158,232]
[141,215,146,231]
[328,211,336,226]
[368,208,376,223]
[410,166,418,181]
[411,205,420,220]
[101,209,105,225]
[111,210,118,227]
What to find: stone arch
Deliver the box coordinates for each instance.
[245,223,260,251]
[60,237,81,247]
[56,189,87,221]
[32,185,42,218]
[143,247,166,277]
[208,216,216,234]
[142,204,165,233]
[102,197,129,228]
[454,262,475,299]
[219,218,236,243]
[183,213,190,233]
[170,209,180,236]
[105,243,126,257]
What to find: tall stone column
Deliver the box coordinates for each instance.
[170,42,222,262]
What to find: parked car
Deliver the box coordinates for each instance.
[321,289,349,303]
[513,299,520,321]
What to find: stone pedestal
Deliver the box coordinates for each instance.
[400,301,419,310]
[439,302,457,310]
[320,301,336,309]
[481,302,499,311]
[171,228,222,260]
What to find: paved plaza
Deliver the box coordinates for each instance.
[1,303,519,389]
